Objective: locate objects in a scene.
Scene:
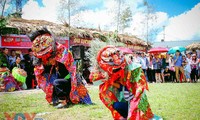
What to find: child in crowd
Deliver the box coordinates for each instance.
[163,66,171,82]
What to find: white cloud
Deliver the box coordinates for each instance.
[71,0,145,30]
[22,0,60,23]
[22,0,143,30]
[71,9,115,30]
[21,0,200,42]
[124,11,168,41]
[156,3,200,41]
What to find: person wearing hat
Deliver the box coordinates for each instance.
[173,50,186,82]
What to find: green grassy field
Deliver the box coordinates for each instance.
[0,83,200,120]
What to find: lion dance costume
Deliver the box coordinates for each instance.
[90,46,161,120]
[0,66,18,92]
[29,28,92,106]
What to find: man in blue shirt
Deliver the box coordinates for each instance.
[173,50,186,82]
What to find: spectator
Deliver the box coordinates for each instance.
[147,54,155,83]
[173,50,186,82]
[140,52,149,82]
[10,54,24,71]
[161,54,167,83]
[192,49,197,56]
[23,50,35,89]
[0,48,10,68]
[133,52,141,65]
[169,55,176,82]
[182,55,191,82]
[165,54,170,67]
[152,54,162,83]
[28,49,35,63]
[190,54,199,82]
[197,50,200,59]
[163,66,171,82]
[186,52,192,60]
[15,50,24,61]
[9,50,16,65]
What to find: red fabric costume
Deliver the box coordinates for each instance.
[90,46,155,120]
[30,29,92,104]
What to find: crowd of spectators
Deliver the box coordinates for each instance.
[130,50,200,83]
[0,48,36,91]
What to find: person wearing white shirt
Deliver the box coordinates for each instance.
[133,52,142,65]
[9,50,16,65]
[182,55,191,82]
[147,55,156,83]
[141,52,149,82]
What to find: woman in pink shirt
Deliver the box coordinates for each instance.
[190,54,199,82]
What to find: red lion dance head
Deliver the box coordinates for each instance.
[29,28,56,64]
[97,46,126,75]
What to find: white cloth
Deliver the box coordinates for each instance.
[184,59,191,73]
[133,57,141,65]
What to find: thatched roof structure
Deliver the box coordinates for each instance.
[118,34,148,46]
[186,42,200,50]
[6,18,148,47]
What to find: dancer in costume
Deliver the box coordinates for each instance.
[29,28,92,108]
[90,45,162,120]
[0,64,18,92]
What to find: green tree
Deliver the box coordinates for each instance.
[119,7,132,34]
[0,17,7,28]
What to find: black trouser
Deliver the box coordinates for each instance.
[164,75,171,82]
[53,79,71,101]
[169,70,175,82]
[113,102,128,118]
[26,74,35,89]
[191,68,198,82]
[147,68,156,82]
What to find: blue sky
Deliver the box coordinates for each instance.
[20,0,200,41]
[147,0,200,17]
[34,0,45,7]
[34,0,200,16]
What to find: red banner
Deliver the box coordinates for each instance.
[1,35,32,48]
[1,35,146,52]
[70,37,92,46]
